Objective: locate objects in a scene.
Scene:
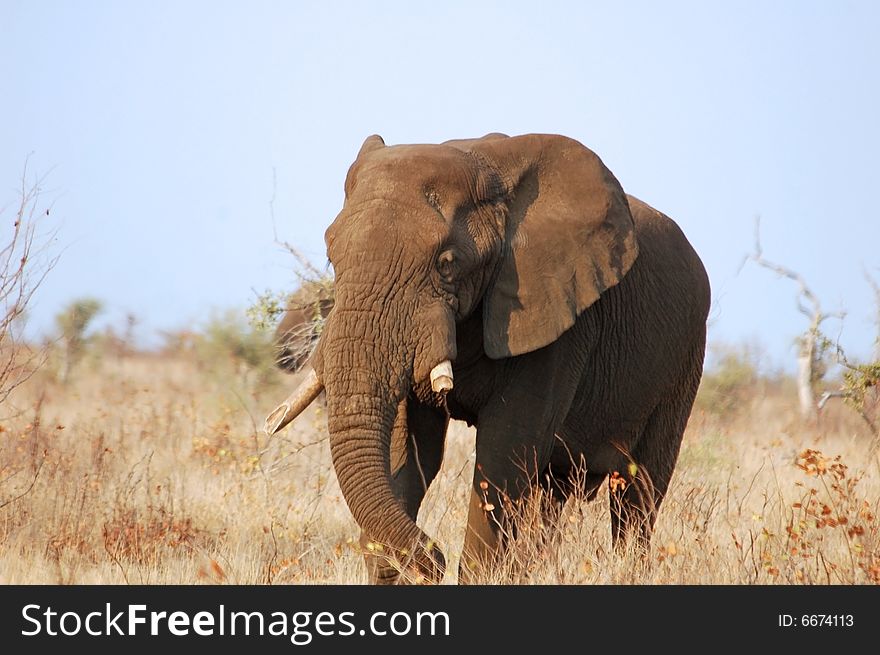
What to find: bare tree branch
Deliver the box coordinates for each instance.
[1,160,59,406]
[0,452,45,510]
[744,217,845,419]
[810,269,880,449]
[268,166,325,283]
[747,217,844,326]
[865,267,880,362]
[821,342,880,450]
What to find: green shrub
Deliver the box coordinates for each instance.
[696,342,761,418]
[54,297,103,383]
[195,309,277,389]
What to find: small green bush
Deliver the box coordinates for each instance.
[696,342,761,418]
[195,309,277,390]
[54,297,103,383]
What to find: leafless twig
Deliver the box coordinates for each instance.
[0,452,45,510]
[1,160,59,406]
[745,217,844,326]
[743,217,844,418]
[865,267,880,362]
[268,166,325,282]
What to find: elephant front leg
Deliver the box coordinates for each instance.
[360,397,447,584]
[457,343,581,584]
[459,482,503,583]
[458,426,556,583]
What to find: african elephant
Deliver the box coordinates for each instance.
[273,282,334,373]
[265,133,710,584]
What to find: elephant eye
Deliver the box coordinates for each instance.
[425,189,442,212]
[437,250,455,280]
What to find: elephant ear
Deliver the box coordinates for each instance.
[344,134,385,197]
[470,134,638,359]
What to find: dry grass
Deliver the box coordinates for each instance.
[1,352,878,585]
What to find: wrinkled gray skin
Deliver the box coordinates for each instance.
[302,133,710,584]
[273,287,334,373]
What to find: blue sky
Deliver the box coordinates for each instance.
[2,1,878,368]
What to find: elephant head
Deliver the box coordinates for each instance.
[266,133,638,581]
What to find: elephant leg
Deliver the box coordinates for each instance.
[460,464,566,583]
[459,406,560,583]
[609,365,701,551]
[361,397,447,584]
[529,469,568,569]
[458,337,585,583]
[538,465,568,527]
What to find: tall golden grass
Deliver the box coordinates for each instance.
[1,350,877,584]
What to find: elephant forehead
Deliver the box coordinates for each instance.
[355,146,476,198]
[327,206,448,263]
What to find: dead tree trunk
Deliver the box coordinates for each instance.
[796,336,816,420]
[745,219,841,420]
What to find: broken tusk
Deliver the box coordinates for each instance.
[430,360,454,393]
[263,368,324,435]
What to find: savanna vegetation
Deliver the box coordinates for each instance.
[1,303,877,584]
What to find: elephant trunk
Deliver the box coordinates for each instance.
[323,344,445,583]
